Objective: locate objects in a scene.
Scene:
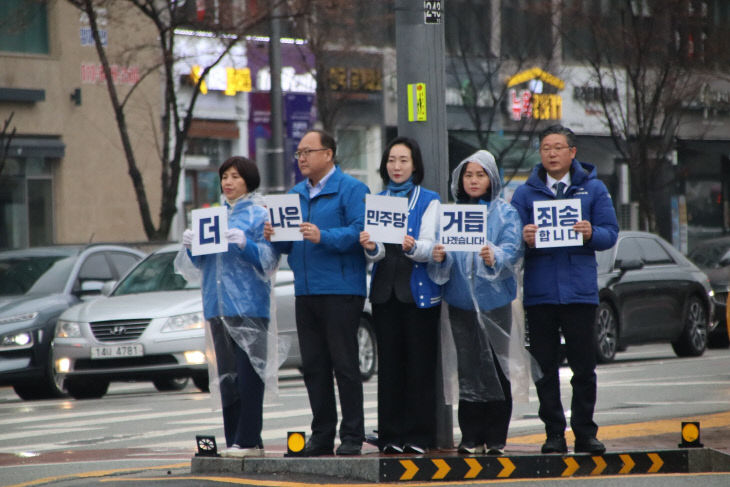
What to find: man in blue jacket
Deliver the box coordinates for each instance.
[511,125,618,455]
[266,129,369,456]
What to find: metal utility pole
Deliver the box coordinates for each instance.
[269,3,285,191]
[395,0,449,199]
[395,0,452,449]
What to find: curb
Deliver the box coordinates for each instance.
[191,447,730,482]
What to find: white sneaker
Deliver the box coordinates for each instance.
[221,445,265,458]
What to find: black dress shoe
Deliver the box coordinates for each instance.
[302,439,334,457]
[575,437,606,455]
[335,441,362,456]
[403,443,426,455]
[541,435,568,454]
[382,443,404,454]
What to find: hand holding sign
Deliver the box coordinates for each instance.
[364,194,408,244]
[533,199,584,248]
[265,194,303,242]
[191,206,229,256]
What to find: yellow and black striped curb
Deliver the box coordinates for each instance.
[380,451,689,481]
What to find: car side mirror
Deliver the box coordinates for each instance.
[101,280,117,296]
[78,280,105,297]
[617,258,643,272]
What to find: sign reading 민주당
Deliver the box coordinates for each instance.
[533,199,583,248]
[439,204,487,251]
[191,206,229,256]
[265,194,303,242]
[364,194,408,244]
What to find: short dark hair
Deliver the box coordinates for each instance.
[219,156,260,192]
[305,129,337,161]
[539,124,576,148]
[378,136,425,185]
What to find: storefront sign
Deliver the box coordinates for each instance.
[328,67,382,92]
[81,63,140,85]
[506,68,565,121]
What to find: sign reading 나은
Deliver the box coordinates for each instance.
[364,194,408,244]
[265,194,303,242]
[191,206,228,256]
[439,204,487,251]
[533,199,583,248]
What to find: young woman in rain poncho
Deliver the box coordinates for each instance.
[430,150,532,456]
[176,156,280,458]
[359,137,441,455]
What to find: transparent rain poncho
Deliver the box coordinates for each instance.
[175,192,287,408]
[429,150,540,405]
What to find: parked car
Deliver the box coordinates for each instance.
[687,235,730,348]
[52,245,377,399]
[593,231,713,363]
[0,245,146,400]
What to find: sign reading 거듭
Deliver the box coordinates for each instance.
[439,204,487,251]
[533,199,583,248]
[424,1,442,24]
[265,194,303,242]
[364,194,408,244]
[191,206,228,256]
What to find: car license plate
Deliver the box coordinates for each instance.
[91,344,143,359]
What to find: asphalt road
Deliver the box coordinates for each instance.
[0,344,729,486]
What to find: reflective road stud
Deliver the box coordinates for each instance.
[679,421,703,448]
[285,432,306,457]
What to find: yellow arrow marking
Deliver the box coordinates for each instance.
[591,456,607,475]
[648,453,664,473]
[431,459,451,480]
[497,457,516,478]
[399,460,419,481]
[562,457,580,476]
[463,458,483,479]
[619,454,635,474]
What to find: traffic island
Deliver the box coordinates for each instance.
[191,448,730,482]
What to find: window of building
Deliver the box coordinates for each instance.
[0,157,54,249]
[561,0,623,63]
[446,0,493,56]
[0,0,49,54]
[336,128,369,185]
[500,0,553,60]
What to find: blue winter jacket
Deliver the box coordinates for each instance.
[189,198,276,320]
[273,166,370,296]
[510,159,619,306]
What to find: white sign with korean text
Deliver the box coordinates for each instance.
[191,206,228,256]
[265,194,303,241]
[534,199,584,248]
[439,204,487,251]
[364,194,409,244]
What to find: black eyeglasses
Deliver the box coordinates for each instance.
[294,148,328,160]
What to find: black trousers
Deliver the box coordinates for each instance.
[373,296,440,448]
[526,304,599,440]
[295,294,365,446]
[209,316,266,448]
[450,304,513,449]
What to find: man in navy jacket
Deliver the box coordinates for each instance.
[266,129,369,456]
[511,125,618,455]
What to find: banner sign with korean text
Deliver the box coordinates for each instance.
[364,194,408,244]
[439,204,487,251]
[534,199,583,248]
[191,206,228,256]
[265,194,303,241]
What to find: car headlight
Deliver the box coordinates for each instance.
[0,331,34,350]
[0,312,39,325]
[161,312,205,332]
[55,320,83,338]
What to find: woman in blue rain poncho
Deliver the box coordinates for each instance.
[176,156,279,458]
[430,150,530,456]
